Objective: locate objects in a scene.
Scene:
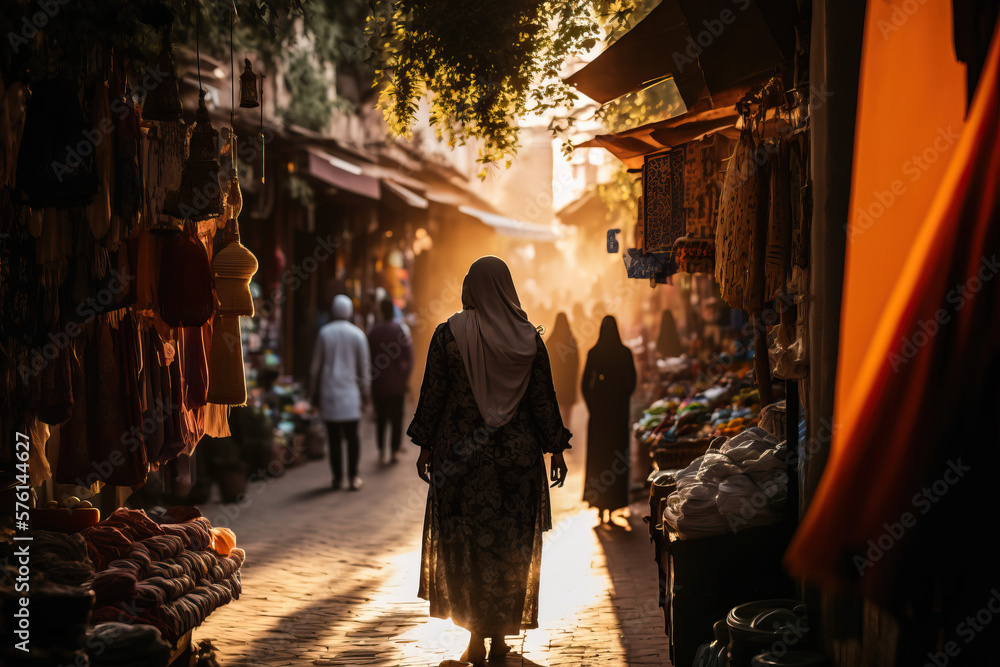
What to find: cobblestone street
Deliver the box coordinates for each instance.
[193,406,670,666]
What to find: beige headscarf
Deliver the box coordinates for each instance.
[448,256,539,427]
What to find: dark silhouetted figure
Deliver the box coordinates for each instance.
[657,308,685,359]
[582,315,636,524]
[546,312,580,427]
[408,256,571,666]
[368,298,414,464]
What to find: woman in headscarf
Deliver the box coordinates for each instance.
[408,256,571,666]
[581,316,636,524]
[545,312,580,427]
[656,308,685,359]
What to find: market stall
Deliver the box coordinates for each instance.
[0,3,266,662]
[568,1,815,661]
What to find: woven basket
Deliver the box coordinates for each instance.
[651,437,714,470]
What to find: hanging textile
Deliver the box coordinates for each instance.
[112,74,143,243]
[55,312,148,487]
[715,129,764,311]
[786,19,999,595]
[0,192,45,345]
[623,248,675,283]
[675,135,732,274]
[747,137,792,303]
[15,78,99,209]
[159,220,215,328]
[1,73,28,189]
[86,80,113,241]
[642,148,686,256]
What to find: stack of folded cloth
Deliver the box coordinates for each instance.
[663,427,789,539]
[160,517,213,551]
[30,530,95,586]
[86,622,171,667]
[83,507,246,642]
[92,567,139,608]
[101,508,165,541]
[81,525,134,571]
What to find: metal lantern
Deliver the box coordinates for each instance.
[167,91,222,221]
[239,59,259,108]
[141,26,183,122]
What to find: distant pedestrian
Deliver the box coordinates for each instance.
[545,311,579,427]
[582,315,636,524]
[368,298,414,464]
[310,295,371,491]
[657,308,684,359]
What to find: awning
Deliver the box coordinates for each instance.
[382,179,429,210]
[305,148,381,200]
[458,206,562,242]
[566,1,709,107]
[564,0,798,108]
[576,106,740,169]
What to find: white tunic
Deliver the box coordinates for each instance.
[309,320,371,422]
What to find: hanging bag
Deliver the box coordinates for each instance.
[159,220,214,327]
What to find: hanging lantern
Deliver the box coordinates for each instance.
[142,26,183,122]
[239,59,259,108]
[206,218,258,406]
[167,90,222,221]
[212,218,258,317]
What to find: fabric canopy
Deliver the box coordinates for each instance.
[305,148,380,200]
[576,106,740,170]
[564,0,798,108]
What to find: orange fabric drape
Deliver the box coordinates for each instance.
[786,8,1000,592]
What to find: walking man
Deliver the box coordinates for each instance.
[368,298,414,464]
[310,295,370,490]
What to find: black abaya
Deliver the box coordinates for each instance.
[581,316,636,513]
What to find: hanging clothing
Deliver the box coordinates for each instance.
[545,312,579,408]
[786,13,1000,598]
[447,256,539,427]
[408,322,571,635]
[582,316,636,513]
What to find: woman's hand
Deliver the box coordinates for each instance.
[417,448,431,483]
[550,452,568,488]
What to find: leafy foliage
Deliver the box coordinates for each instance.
[366,0,600,176]
[278,53,337,132]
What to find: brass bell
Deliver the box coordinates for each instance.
[239,59,259,109]
[167,90,222,221]
[141,26,183,122]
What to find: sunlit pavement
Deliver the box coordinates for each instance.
[193,405,669,666]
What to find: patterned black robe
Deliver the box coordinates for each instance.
[407,323,571,635]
